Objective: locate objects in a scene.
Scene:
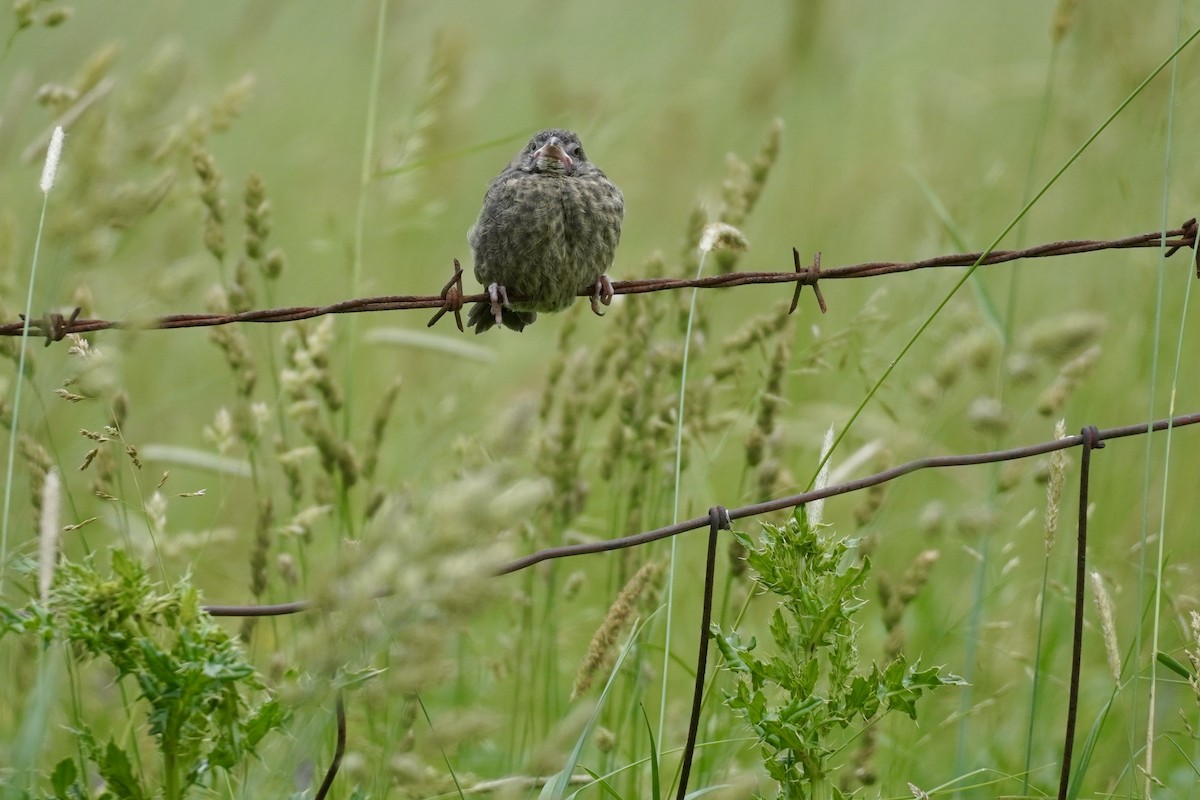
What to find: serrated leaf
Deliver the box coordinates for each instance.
[50,757,79,799]
[769,607,791,650]
[98,742,146,800]
[846,674,879,720]
[712,630,754,675]
[244,698,288,748]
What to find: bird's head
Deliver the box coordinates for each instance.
[518,129,586,176]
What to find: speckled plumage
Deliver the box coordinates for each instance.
[467,129,624,333]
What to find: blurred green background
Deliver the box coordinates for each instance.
[2,0,1200,797]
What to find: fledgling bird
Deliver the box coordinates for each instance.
[467,128,624,333]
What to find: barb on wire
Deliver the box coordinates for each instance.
[790,250,826,314]
[200,411,1200,617]
[425,258,466,332]
[3,221,1195,342]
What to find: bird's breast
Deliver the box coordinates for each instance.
[470,172,622,311]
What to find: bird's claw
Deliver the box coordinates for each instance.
[488,283,511,325]
[590,274,614,317]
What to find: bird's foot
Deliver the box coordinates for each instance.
[488,282,511,325]
[590,274,614,316]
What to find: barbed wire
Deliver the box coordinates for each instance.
[4,219,1195,343]
[10,217,1193,797]
[202,409,1200,616]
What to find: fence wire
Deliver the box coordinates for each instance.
[2,219,1194,342]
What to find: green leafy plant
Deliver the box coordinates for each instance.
[1,550,287,800]
[714,510,964,799]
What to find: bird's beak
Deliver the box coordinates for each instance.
[533,139,574,174]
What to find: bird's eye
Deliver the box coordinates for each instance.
[569,144,583,159]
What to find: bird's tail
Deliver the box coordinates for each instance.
[467,302,537,334]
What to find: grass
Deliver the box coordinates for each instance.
[2,1,1200,798]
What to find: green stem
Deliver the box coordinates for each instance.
[163,743,179,800]
[0,190,50,594]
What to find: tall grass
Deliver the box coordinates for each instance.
[2,3,1200,798]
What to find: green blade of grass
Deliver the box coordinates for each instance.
[543,617,647,800]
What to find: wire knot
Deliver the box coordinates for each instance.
[18,307,80,347]
[426,258,466,332]
[709,505,732,531]
[1080,424,1104,451]
[789,249,827,315]
[1165,217,1197,259]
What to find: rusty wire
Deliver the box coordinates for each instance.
[3,219,1195,344]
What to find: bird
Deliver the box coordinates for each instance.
[466,128,624,333]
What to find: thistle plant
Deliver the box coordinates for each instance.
[714,509,964,799]
[0,550,286,800]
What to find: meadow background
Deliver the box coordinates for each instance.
[1,1,1199,798]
